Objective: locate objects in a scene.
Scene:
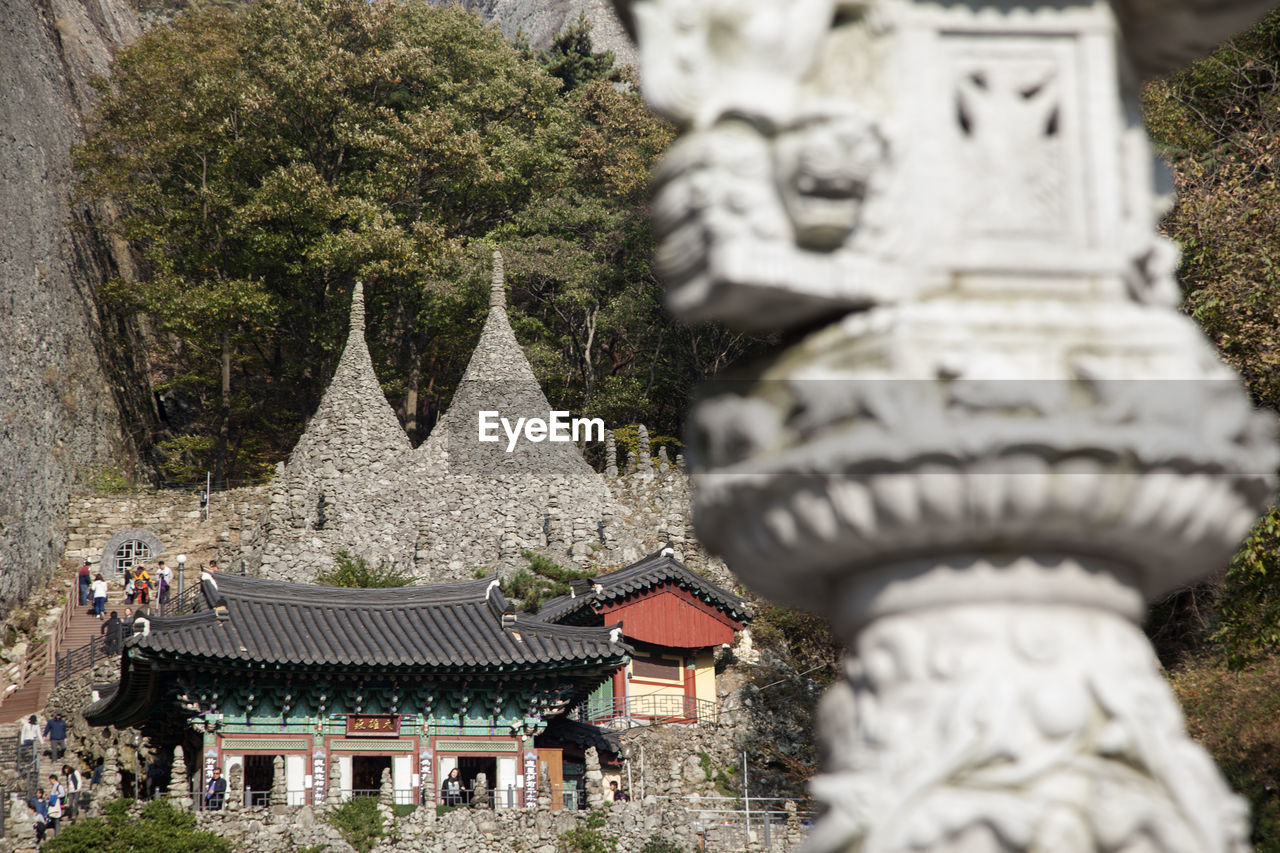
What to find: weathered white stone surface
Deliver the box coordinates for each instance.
[615,0,1280,849]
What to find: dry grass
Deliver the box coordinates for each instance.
[1171,655,1280,849]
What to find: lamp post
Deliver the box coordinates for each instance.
[176,554,187,605]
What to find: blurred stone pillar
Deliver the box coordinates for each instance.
[611,0,1279,849]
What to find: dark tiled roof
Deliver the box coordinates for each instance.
[128,572,630,670]
[537,548,751,625]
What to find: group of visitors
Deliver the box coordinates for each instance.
[80,558,182,621]
[30,766,83,842]
[17,712,87,842]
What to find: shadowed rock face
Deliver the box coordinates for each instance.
[0,0,150,611]
[426,0,637,68]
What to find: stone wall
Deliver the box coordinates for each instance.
[64,486,270,574]
[186,794,803,853]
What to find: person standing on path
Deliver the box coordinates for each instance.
[20,715,42,765]
[91,574,108,618]
[62,765,82,821]
[47,774,65,834]
[77,561,91,607]
[101,611,123,654]
[157,561,173,610]
[30,787,48,843]
[44,712,67,760]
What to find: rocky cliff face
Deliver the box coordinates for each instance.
[0,0,152,611]
[429,0,637,68]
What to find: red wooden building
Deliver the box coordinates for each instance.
[537,548,750,724]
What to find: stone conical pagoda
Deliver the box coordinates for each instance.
[243,281,413,580]
[408,250,611,578]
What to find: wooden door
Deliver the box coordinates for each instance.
[537,748,564,810]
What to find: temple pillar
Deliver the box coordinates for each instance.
[612,0,1279,849]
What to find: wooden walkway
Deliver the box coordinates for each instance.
[0,587,126,724]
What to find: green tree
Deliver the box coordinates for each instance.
[79,0,576,481]
[1139,13,1280,668]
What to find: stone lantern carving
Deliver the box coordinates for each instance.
[612,0,1279,850]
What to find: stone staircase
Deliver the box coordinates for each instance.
[0,588,127,725]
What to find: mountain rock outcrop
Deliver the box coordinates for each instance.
[0,0,151,610]
[428,0,636,67]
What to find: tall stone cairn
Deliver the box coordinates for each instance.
[409,248,612,579]
[328,754,342,806]
[615,0,1280,850]
[227,762,244,812]
[538,764,553,811]
[472,772,490,810]
[657,445,670,473]
[270,755,287,811]
[637,425,652,480]
[100,747,122,800]
[243,278,413,580]
[625,448,637,477]
[605,430,619,478]
[584,747,605,809]
[167,746,192,809]
[378,767,395,830]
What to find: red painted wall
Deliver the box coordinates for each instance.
[598,585,739,648]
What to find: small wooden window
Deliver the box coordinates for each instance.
[632,653,682,681]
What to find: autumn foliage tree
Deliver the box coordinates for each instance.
[1141,12,1280,666]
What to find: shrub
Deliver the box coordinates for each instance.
[317,551,413,589]
[42,798,231,853]
[557,809,616,853]
[326,796,384,853]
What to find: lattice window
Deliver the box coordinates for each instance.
[113,540,151,574]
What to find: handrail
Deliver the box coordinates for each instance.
[0,585,75,709]
[571,694,720,727]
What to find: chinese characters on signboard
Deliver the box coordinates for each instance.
[313,751,326,802]
[345,714,400,737]
[524,750,538,807]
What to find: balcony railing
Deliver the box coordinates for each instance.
[571,694,719,728]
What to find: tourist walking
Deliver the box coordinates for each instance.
[62,765,82,821]
[48,774,65,834]
[30,787,48,843]
[77,561,91,607]
[20,714,42,765]
[44,712,67,760]
[101,611,124,654]
[91,574,108,618]
[157,561,173,609]
[124,567,136,605]
[134,566,151,606]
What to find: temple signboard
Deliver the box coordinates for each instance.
[345,714,399,737]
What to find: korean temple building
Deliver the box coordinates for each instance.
[82,254,750,806]
[539,548,749,724]
[85,571,630,806]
